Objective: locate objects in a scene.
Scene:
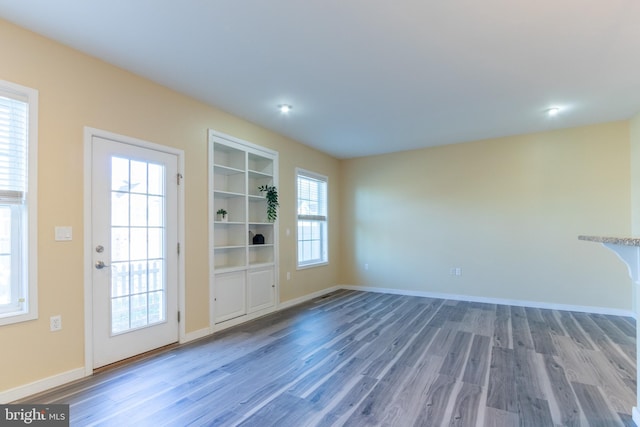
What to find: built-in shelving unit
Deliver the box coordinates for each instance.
[209,130,278,325]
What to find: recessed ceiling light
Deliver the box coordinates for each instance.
[546,107,560,116]
[278,104,292,114]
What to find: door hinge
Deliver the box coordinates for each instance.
[177,242,180,255]
[177,173,183,185]
[178,311,181,322]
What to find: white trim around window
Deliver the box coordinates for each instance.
[0,79,38,326]
[296,168,328,269]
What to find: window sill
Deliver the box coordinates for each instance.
[296,261,329,271]
[0,310,37,326]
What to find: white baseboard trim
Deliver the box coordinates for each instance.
[0,368,86,404]
[340,285,636,318]
[278,286,342,310]
[182,327,211,344]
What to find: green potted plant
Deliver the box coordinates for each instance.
[258,185,279,222]
[216,208,228,222]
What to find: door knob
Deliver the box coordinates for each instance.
[95,260,109,269]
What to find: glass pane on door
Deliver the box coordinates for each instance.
[110,156,166,335]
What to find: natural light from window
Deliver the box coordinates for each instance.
[296,169,328,268]
[0,80,38,325]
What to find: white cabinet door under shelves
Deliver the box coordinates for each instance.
[247,267,275,313]
[214,271,246,323]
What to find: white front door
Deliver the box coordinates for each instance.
[91,136,179,369]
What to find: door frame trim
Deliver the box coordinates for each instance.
[83,127,186,375]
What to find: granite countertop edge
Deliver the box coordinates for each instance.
[578,235,640,247]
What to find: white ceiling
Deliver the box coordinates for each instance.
[1,1,639,158]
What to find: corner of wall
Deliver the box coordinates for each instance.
[629,112,640,314]
[630,112,640,236]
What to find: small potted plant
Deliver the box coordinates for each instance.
[258,185,279,222]
[216,208,228,222]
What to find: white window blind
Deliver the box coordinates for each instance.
[0,92,28,204]
[297,169,328,267]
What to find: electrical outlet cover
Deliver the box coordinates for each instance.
[50,315,62,331]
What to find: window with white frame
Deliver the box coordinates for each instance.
[296,168,328,268]
[0,80,38,326]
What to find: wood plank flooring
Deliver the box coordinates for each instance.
[19,290,637,426]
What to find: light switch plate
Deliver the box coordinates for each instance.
[55,226,72,241]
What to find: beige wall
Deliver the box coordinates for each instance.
[631,111,640,314]
[0,19,340,391]
[631,112,640,234]
[340,122,633,310]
